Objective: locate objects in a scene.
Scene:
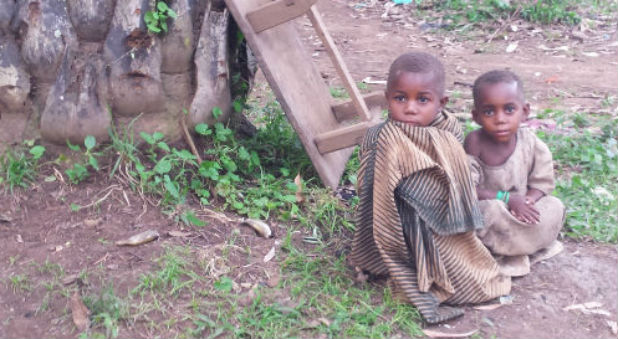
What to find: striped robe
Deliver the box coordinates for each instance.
[350,112,511,324]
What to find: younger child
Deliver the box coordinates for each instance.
[350,52,510,324]
[464,70,565,276]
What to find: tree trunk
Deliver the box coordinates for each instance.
[0,0,255,148]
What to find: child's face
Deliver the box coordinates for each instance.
[473,81,530,143]
[386,71,447,127]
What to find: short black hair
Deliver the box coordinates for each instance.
[387,52,445,95]
[473,70,524,107]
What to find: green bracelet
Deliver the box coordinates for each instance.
[496,191,505,201]
[503,191,510,204]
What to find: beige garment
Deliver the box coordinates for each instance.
[469,128,565,256]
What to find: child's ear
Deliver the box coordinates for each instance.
[471,107,481,124]
[522,102,531,120]
[439,96,449,108]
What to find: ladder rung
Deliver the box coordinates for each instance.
[314,122,376,154]
[332,91,386,122]
[246,0,317,33]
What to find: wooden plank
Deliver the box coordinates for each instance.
[314,122,378,154]
[246,0,317,33]
[332,91,386,122]
[225,0,355,189]
[306,6,371,122]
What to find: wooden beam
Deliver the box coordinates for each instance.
[315,121,379,154]
[332,91,386,122]
[306,6,372,122]
[246,0,317,33]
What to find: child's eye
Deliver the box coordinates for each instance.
[418,96,429,103]
[483,109,494,116]
[505,105,516,113]
[394,95,406,103]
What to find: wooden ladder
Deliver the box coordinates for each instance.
[224,0,384,189]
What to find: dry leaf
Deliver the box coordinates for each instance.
[83,218,103,227]
[544,75,559,84]
[240,219,272,238]
[267,272,280,288]
[422,328,478,338]
[263,246,276,263]
[294,174,304,203]
[362,76,387,85]
[0,213,12,222]
[115,230,159,246]
[564,301,603,310]
[582,51,599,57]
[318,317,331,326]
[70,291,91,332]
[63,274,80,285]
[16,234,24,243]
[563,302,611,316]
[168,230,192,237]
[506,41,518,53]
[474,303,503,311]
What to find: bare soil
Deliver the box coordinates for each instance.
[1,0,617,338]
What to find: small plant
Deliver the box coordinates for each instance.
[8,274,32,293]
[64,135,101,185]
[144,1,178,34]
[83,285,130,338]
[0,140,46,191]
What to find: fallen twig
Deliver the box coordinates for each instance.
[180,113,203,164]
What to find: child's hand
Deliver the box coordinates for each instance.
[507,194,540,224]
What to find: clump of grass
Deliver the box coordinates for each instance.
[0,141,46,191]
[409,0,595,31]
[537,111,617,242]
[82,284,131,339]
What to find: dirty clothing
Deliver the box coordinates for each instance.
[350,112,511,324]
[469,128,565,256]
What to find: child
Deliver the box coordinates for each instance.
[464,70,565,276]
[350,52,510,324]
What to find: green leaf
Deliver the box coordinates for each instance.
[67,140,81,152]
[157,141,170,152]
[238,147,250,161]
[214,276,233,292]
[195,123,212,136]
[154,159,172,174]
[147,24,161,33]
[184,210,207,227]
[84,135,96,151]
[70,203,81,212]
[175,149,196,161]
[88,156,99,170]
[212,106,223,119]
[157,1,169,12]
[233,100,243,113]
[221,156,237,173]
[161,21,168,33]
[140,131,155,145]
[29,145,46,160]
[167,7,178,19]
[163,175,180,199]
[152,132,164,141]
[144,11,155,23]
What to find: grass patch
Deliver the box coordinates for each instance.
[0,140,46,191]
[408,0,618,32]
[536,110,617,242]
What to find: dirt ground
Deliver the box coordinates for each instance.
[1,0,617,338]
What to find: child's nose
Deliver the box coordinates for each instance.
[405,101,417,113]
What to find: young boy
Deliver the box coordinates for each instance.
[464,70,565,276]
[350,52,511,324]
